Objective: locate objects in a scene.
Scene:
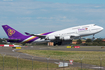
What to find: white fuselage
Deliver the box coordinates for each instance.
[34,24,103,42]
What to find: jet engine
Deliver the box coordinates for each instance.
[46,36,55,40]
[61,36,71,40]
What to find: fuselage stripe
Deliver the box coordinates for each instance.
[23,36,37,43]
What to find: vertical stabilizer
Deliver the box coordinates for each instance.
[2,25,25,38]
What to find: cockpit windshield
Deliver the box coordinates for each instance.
[93,24,96,26]
[91,24,96,26]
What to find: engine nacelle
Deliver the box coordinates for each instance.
[61,36,71,40]
[46,36,55,40]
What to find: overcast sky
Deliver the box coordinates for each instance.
[0,0,105,38]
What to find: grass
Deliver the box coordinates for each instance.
[0,55,57,70]
[0,54,94,70]
[18,50,105,67]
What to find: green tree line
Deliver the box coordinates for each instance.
[76,39,105,46]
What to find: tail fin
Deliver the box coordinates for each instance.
[2,25,25,38]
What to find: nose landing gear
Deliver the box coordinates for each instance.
[92,34,95,41]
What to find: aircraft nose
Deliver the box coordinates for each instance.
[100,27,104,31]
[99,26,104,31]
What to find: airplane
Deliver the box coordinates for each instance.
[2,24,103,46]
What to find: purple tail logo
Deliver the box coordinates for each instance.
[7,28,15,36]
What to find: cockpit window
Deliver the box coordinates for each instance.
[91,24,96,26]
[94,24,96,26]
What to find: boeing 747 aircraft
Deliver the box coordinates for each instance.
[2,24,103,45]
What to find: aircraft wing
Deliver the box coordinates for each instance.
[25,32,46,38]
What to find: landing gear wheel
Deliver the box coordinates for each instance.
[92,34,95,41]
[54,42,62,46]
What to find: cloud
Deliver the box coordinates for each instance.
[94,6,102,8]
[36,16,67,20]
[3,0,13,1]
[0,1,105,38]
